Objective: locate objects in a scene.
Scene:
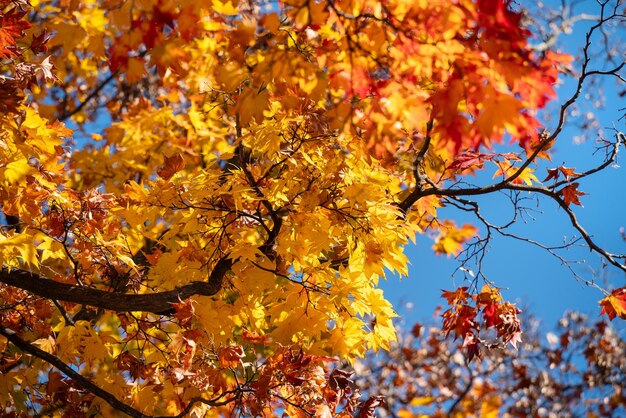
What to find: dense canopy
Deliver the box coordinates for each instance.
[0,0,624,416]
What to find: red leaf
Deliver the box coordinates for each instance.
[442,304,477,339]
[543,166,580,182]
[462,332,480,362]
[0,10,31,58]
[482,303,499,328]
[543,168,560,182]
[449,152,495,171]
[30,30,50,54]
[0,78,23,114]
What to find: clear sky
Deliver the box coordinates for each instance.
[381,0,626,331]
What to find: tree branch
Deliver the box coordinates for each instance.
[58,70,119,122]
[0,257,232,315]
[436,182,626,274]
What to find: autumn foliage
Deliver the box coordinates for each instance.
[0,0,624,416]
[353,312,626,417]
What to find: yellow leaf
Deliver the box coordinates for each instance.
[492,161,539,185]
[433,221,478,257]
[0,232,39,269]
[212,0,239,15]
[410,396,434,406]
[38,236,67,263]
[21,107,45,130]
[1,158,30,184]
[32,336,56,354]
[481,395,502,418]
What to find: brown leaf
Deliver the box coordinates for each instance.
[358,396,385,418]
[559,182,586,206]
[157,152,185,180]
[0,77,23,113]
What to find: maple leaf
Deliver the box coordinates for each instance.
[558,166,580,181]
[441,287,471,305]
[0,0,621,415]
[599,288,626,320]
[496,302,522,349]
[477,284,503,306]
[543,166,580,182]
[449,152,495,171]
[477,93,522,139]
[357,396,385,418]
[462,332,480,362]
[433,221,478,256]
[0,10,31,58]
[30,29,50,54]
[37,56,57,84]
[482,302,500,328]
[559,182,586,206]
[212,0,239,15]
[172,298,195,326]
[218,345,245,368]
[442,304,477,339]
[242,329,271,344]
[157,152,185,180]
[492,161,539,185]
[543,168,560,182]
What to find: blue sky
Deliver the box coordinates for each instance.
[381,0,626,331]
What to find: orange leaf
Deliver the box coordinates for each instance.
[242,329,271,344]
[559,182,586,206]
[599,288,626,320]
[433,221,478,256]
[218,345,245,368]
[441,287,471,305]
[141,248,162,266]
[449,152,496,171]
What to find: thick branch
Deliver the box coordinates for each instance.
[0,258,232,314]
